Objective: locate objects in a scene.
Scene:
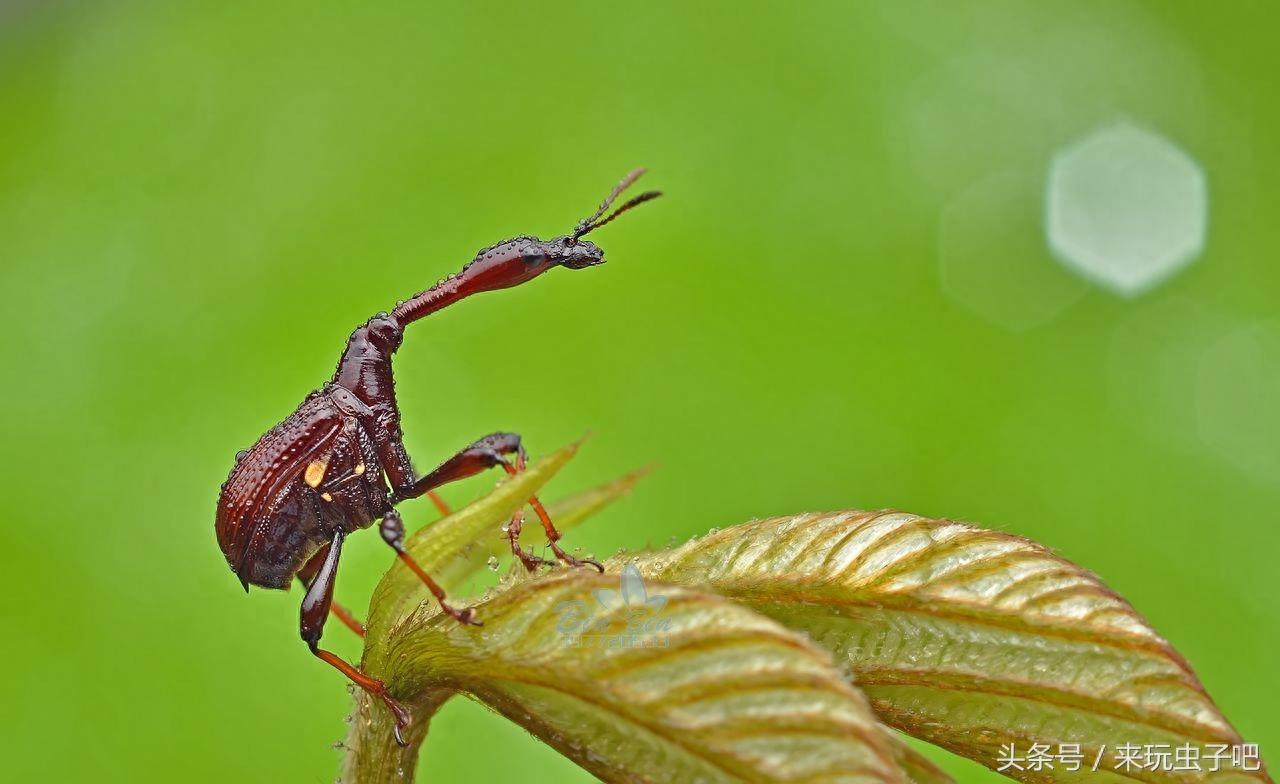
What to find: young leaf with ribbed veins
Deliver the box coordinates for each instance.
[343,444,650,779]
[366,571,912,784]
[623,511,1269,784]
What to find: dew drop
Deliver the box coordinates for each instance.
[486,555,500,572]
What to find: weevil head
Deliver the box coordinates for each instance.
[451,170,658,293]
[545,236,606,269]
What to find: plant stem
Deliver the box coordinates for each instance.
[341,689,452,784]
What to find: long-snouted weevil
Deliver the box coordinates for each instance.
[215,169,661,743]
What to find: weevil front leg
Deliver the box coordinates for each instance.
[380,431,524,505]
[377,431,600,572]
[497,447,604,572]
[379,509,481,625]
[300,530,412,745]
[503,508,555,573]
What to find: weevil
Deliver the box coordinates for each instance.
[215,169,661,742]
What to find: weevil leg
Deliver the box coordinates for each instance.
[426,490,451,517]
[300,486,366,637]
[382,432,600,572]
[379,509,482,626]
[300,530,412,745]
[384,432,524,503]
[297,544,365,637]
[505,509,555,572]
[497,449,603,572]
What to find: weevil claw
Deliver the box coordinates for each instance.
[381,695,413,747]
[515,547,556,572]
[549,540,605,572]
[579,557,605,573]
[442,603,483,626]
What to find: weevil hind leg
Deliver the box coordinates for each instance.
[300,530,412,745]
[296,544,365,637]
[299,481,368,637]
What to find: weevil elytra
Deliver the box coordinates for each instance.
[214,169,661,742]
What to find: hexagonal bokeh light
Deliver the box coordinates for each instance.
[1046,121,1208,297]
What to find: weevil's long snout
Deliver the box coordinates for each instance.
[391,170,659,326]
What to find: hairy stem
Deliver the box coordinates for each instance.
[341,689,452,783]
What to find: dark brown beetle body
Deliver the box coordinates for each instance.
[214,170,661,744]
[217,385,387,590]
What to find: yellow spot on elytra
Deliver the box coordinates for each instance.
[354,463,366,476]
[321,492,333,502]
[304,458,328,488]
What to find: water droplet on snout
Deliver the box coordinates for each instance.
[486,555,500,571]
[708,527,721,535]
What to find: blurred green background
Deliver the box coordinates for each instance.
[1,1,1276,781]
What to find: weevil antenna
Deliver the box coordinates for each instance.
[572,168,660,240]
[573,190,663,238]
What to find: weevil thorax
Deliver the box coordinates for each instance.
[332,310,403,405]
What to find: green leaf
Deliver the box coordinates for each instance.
[373,571,912,784]
[626,511,1270,784]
